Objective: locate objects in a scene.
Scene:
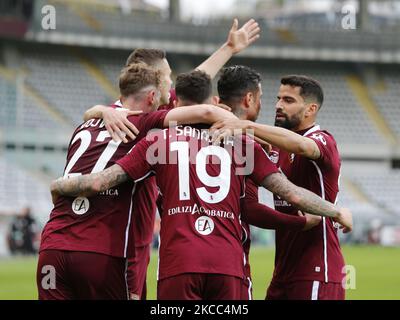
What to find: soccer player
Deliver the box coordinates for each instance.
[50,100,352,300]
[37,63,236,300]
[216,65,322,299]
[80,19,260,299]
[212,75,350,300]
[178,68,322,300]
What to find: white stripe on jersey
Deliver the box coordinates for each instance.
[247,277,253,300]
[124,258,129,300]
[123,184,137,257]
[311,160,329,283]
[311,281,320,300]
[123,171,155,257]
[157,233,161,281]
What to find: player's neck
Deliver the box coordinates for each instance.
[121,97,147,112]
[293,121,316,133]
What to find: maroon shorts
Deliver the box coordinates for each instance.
[37,249,128,300]
[157,273,242,300]
[241,276,253,300]
[126,244,151,300]
[266,280,345,300]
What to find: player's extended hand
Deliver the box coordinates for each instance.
[335,208,353,233]
[298,210,322,231]
[103,108,142,143]
[253,136,272,154]
[226,18,261,54]
[50,178,61,205]
[210,119,249,144]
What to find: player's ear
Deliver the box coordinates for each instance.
[148,90,156,105]
[243,92,253,109]
[175,97,184,108]
[306,103,318,117]
[212,96,220,105]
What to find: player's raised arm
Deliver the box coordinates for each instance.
[211,119,321,160]
[260,172,353,233]
[162,104,237,127]
[50,164,129,203]
[196,18,261,79]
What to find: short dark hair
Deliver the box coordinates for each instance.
[281,75,324,108]
[119,63,160,97]
[217,65,262,104]
[125,48,166,67]
[175,70,212,104]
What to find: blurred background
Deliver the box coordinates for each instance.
[0,0,399,299]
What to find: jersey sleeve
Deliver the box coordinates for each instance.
[130,110,170,136]
[116,138,154,182]
[249,142,279,185]
[307,131,339,168]
[241,179,306,230]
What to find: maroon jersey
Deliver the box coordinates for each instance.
[117,125,279,280]
[130,176,158,247]
[272,125,344,283]
[131,89,177,247]
[40,109,169,258]
[241,182,255,281]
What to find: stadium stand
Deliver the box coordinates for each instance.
[0,69,61,129]
[350,170,400,216]
[0,156,52,224]
[20,46,112,126]
[369,71,400,139]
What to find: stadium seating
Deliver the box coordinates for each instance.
[369,72,400,139]
[0,157,52,223]
[30,0,400,51]
[350,170,400,216]
[0,76,60,129]
[20,46,112,126]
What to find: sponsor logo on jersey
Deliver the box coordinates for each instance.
[195,216,214,235]
[72,197,90,215]
[168,204,234,220]
[310,133,327,146]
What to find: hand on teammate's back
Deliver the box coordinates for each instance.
[210,119,249,144]
[102,108,142,143]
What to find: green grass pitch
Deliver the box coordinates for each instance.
[0,245,399,300]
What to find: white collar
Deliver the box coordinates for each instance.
[302,125,320,137]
